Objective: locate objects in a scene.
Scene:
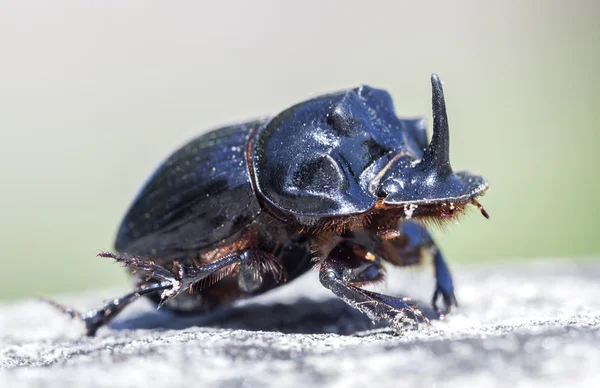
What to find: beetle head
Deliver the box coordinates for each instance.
[374,74,488,220]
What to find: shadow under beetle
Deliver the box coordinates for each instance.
[49,74,489,336]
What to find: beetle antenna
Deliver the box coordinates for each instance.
[422,73,451,174]
[471,199,490,219]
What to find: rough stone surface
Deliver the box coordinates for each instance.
[1,260,599,387]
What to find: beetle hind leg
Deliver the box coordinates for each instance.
[100,249,284,304]
[43,282,171,336]
[319,242,428,332]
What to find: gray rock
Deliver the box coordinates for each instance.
[1,260,599,388]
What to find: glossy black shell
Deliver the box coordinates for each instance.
[252,86,428,219]
[115,121,263,259]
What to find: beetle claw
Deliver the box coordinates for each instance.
[432,285,458,318]
[389,305,430,332]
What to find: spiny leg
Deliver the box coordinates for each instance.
[99,250,284,304]
[47,249,283,336]
[391,220,458,317]
[43,282,171,336]
[319,241,428,332]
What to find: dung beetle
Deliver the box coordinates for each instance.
[49,74,489,336]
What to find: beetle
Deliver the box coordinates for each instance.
[49,74,489,336]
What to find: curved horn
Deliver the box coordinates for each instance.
[422,73,451,174]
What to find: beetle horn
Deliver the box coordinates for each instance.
[422,73,452,174]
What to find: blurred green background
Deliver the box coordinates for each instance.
[1,1,598,301]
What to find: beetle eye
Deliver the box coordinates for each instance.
[290,154,346,195]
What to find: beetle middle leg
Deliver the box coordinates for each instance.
[318,241,428,332]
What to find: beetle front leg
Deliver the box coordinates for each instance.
[389,220,458,317]
[318,243,428,332]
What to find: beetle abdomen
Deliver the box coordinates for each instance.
[115,120,264,259]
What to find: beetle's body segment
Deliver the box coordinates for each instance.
[50,75,489,335]
[115,121,263,259]
[252,86,430,220]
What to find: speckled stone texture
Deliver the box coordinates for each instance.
[1,260,599,388]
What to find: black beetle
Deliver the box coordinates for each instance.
[49,74,488,336]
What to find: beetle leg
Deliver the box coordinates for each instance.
[42,282,172,336]
[430,247,458,317]
[318,242,428,332]
[100,250,282,304]
[97,251,180,283]
[392,220,458,318]
[98,251,239,302]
